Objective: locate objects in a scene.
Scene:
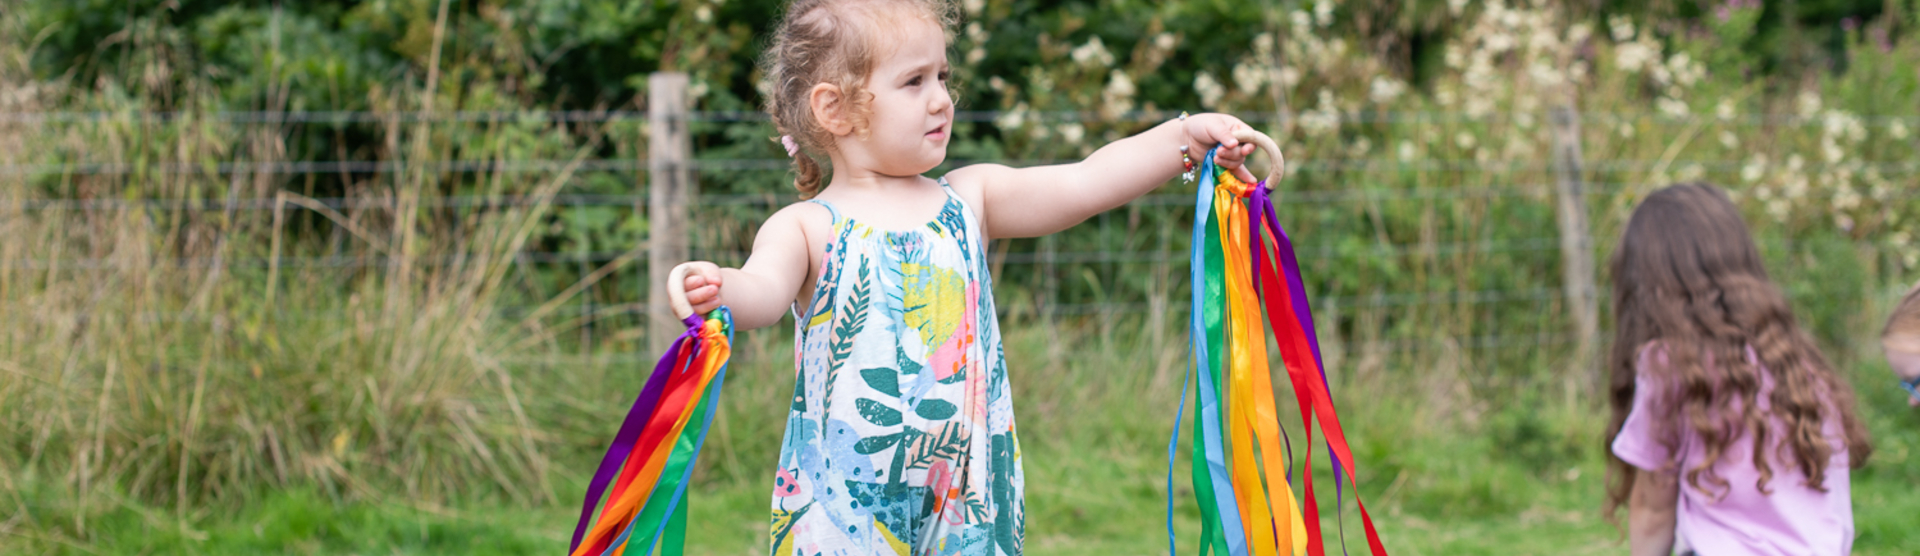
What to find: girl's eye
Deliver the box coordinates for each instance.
[938,70,950,82]
[907,76,923,87]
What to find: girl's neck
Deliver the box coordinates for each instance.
[822,152,933,193]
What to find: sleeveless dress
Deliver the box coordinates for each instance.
[770,179,1025,556]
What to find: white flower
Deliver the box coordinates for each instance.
[1060,123,1085,145]
[1102,70,1136,115]
[1444,45,1465,70]
[1616,42,1653,73]
[1618,121,1635,138]
[1892,119,1912,140]
[1719,130,1739,149]
[988,76,1006,91]
[1795,90,1822,119]
[1529,28,1559,53]
[1154,33,1177,52]
[1298,89,1341,136]
[1783,174,1808,200]
[1527,60,1563,87]
[1290,9,1312,30]
[1233,61,1269,94]
[1455,131,1477,150]
[1352,136,1372,155]
[1893,230,1912,247]
[1485,32,1515,54]
[696,5,712,22]
[967,47,985,64]
[1741,154,1767,183]
[1767,199,1790,222]
[1071,36,1114,68]
[1568,23,1592,45]
[1195,71,1225,108]
[1821,136,1845,164]
[1277,66,1302,89]
[1447,0,1468,15]
[995,103,1028,129]
[1368,75,1406,104]
[1834,185,1861,210]
[1668,53,1700,87]
[1398,140,1416,162]
[1313,0,1334,27]
[1466,95,1495,119]
[1657,96,1689,118]
[963,0,985,16]
[1716,99,1736,121]
[1569,61,1590,82]
[1836,214,1855,233]
[1609,15,1636,42]
[1786,154,1804,172]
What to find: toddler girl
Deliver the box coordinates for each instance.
[1882,282,1920,407]
[675,0,1260,554]
[1605,184,1872,556]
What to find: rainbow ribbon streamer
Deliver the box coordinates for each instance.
[570,309,734,556]
[1169,147,1388,556]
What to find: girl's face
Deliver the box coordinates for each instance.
[850,18,952,176]
[1887,341,1920,407]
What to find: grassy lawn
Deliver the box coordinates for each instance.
[7,325,1919,555]
[10,363,1919,556]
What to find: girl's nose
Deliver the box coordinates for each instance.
[930,83,954,113]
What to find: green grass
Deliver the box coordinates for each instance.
[9,326,1919,556]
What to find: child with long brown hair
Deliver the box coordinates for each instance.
[1605,184,1872,556]
[1882,282,1920,406]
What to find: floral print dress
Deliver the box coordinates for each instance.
[771,179,1024,556]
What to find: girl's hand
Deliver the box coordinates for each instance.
[1184,113,1260,184]
[679,261,724,314]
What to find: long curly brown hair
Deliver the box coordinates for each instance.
[1602,183,1871,520]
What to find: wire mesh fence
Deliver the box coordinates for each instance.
[2,108,1913,382]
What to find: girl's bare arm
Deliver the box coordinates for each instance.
[679,205,815,331]
[1628,468,1679,556]
[944,113,1259,239]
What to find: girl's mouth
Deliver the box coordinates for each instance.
[927,125,947,139]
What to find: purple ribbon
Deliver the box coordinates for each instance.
[569,314,706,551]
[1248,184,1345,491]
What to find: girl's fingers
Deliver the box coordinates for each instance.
[686,286,722,313]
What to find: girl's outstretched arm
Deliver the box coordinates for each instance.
[1627,468,1679,556]
[944,113,1260,239]
[678,204,817,331]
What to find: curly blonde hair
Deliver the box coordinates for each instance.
[1603,184,1871,520]
[761,0,958,198]
[1882,281,1920,353]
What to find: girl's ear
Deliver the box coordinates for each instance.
[809,83,854,137]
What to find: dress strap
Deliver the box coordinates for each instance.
[805,198,841,222]
[935,177,968,205]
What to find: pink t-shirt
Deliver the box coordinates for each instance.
[1611,343,1855,556]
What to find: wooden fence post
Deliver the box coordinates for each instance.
[649,73,693,355]
[1550,105,1600,390]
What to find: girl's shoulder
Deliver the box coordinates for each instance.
[936,166,997,225]
[767,199,835,228]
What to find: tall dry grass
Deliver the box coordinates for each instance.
[0,10,649,535]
